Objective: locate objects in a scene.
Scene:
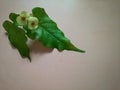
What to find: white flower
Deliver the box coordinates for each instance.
[16,11,30,25]
[20,11,30,18]
[16,11,39,30]
[27,17,39,30]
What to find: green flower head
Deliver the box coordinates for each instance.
[28,16,39,30]
[16,11,30,26]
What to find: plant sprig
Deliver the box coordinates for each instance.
[3,7,85,62]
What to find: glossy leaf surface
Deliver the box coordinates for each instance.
[27,7,85,52]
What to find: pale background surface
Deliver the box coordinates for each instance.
[0,0,120,90]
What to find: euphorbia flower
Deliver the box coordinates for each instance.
[28,16,39,30]
[16,11,30,25]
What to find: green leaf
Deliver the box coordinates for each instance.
[3,21,31,61]
[27,7,85,53]
[9,13,18,22]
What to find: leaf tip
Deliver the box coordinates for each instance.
[74,49,86,53]
[3,20,8,27]
[2,20,11,32]
[28,57,32,62]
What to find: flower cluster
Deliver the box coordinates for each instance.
[16,11,39,30]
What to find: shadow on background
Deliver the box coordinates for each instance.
[29,40,53,54]
[5,32,53,61]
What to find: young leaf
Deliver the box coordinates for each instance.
[26,7,85,53]
[9,13,19,22]
[3,21,31,61]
